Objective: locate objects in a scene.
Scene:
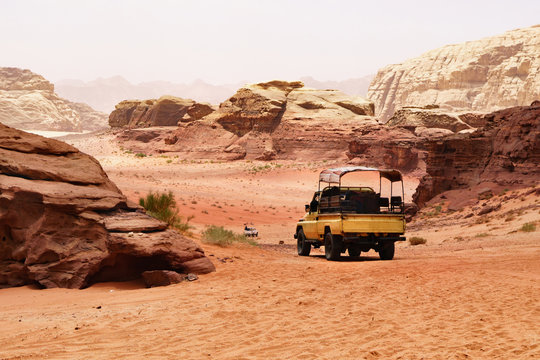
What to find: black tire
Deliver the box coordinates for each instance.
[297,229,311,256]
[348,246,361,257]
[324,232,342,261]
[379,241,395,260]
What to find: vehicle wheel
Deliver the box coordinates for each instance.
[297,229,311,256]
[379,241,395,260]
[324,232,342,261]
[348,246,361,257]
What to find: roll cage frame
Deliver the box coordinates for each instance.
[314,166,405,214]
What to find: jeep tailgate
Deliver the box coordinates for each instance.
[341,214,405,234]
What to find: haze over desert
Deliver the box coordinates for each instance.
[1,1,539,359]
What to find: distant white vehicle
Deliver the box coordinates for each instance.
[244,226,258,237]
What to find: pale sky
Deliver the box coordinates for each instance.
[1,0,539,85]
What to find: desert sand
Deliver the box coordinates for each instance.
[0,133,539,359]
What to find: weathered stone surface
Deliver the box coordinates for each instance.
[142,270,185,287]
[387,107,474,132]
[109,96,215,128]
[346,125,425,172]
[0,67,108,131]
[0,125,215,289]
[413,103,540,206]
[103,211,168,232]
[368,25,540,122]
[116,80,377,161]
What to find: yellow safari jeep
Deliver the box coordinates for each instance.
[294,166,406,261]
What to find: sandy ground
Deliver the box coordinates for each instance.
[0,133,539,359]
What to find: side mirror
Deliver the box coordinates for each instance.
[305,204,310,212]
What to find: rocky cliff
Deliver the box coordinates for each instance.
[0,124,215,289]
[109,96,215,128]
[0,67,108,132]
[368,25,540,122]
[413,102,540,206]
[116,80,377,161]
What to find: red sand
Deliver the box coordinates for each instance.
[1,135,538,359]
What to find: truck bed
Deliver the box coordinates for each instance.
[317,213,405,235]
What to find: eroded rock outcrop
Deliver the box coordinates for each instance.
[386,106,484,133]
[117,81,377,161]
[0,124,215,289]
[413,102,540,206]
[368,25,540,122]
[0,67,108,132]
[109,96,215,128]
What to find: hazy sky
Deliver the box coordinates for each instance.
[1,0,539,85]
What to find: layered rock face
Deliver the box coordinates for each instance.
[0,67,108,131]
[368,25,540,122]
[386,106,481,133]
[346,125,426,173]
[0,124,215,289]
[413,102,540,206]
[117,81,377,161]
[109,96,215,128]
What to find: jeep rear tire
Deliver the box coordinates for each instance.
[325,232,342,261]
[379,241,395,260]
[297,229,311,256]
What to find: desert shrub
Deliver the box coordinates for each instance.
[474,233,489,238]
[409,236,427,245]
[520,222,536,232]
[139,191,193,233]
[201,225,257,247]
[135,153,146,158]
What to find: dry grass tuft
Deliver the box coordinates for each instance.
[202,225,257,247]
[409,236,427,245]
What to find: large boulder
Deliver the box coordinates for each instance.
[0,67,108,132]
[0,123,215,289]
[109,96,215,128]
[368,25,540,122]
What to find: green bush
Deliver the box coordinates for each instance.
[135,153,146,158]
[409,236,427,245]
[139,191,193,233]
[201,225,257,247]
[520,222,536,232]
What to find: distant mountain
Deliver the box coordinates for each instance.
[299,75,375,97]
[55,77,241,113]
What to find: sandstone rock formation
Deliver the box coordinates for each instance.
[116,81,377,161]
[368,25,540,122]
[386,106,487,133]
[413,102,540,206]
[346,125,425,173]
[0,67,108,132]
[0,124,215,289]
[109,96,215,128]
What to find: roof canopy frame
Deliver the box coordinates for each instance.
[317,166,405,213]
[318,166,403,188]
